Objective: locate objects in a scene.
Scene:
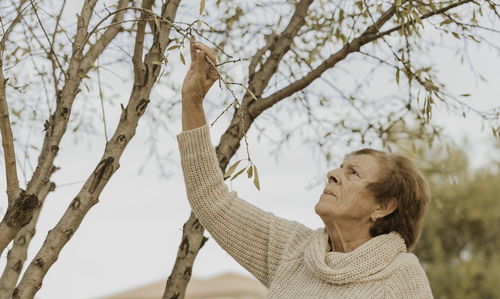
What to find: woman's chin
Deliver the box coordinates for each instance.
[314,199,330,216]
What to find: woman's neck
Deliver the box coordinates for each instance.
[325,220,372,253]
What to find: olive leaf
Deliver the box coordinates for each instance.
[253,165,260,190]
[224,159,242,179]
[231,167,247,181]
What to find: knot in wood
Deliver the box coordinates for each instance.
[60,107,69,119]
[14,260,23,273]
[180,236,189,258]
[51,145,59,153]
[135,99,150,116]
[6,192,39,228]
[63,228,74,239]
[183,266,192,280]
[116,134,127,148]
[17,235,26,246]
[191,218,202,231]
[71,197,81,209]
[89,157,115,194]
[33,257,44,269]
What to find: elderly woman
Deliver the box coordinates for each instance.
[177,39,433,298]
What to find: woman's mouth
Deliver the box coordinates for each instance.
[323,189,336,197]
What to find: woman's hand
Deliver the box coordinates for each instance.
[181,38,218,105]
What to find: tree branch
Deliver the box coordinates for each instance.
[0,61,20,202]
[0,0,99,260]
[0,0,30,54]
[13,0,182,297]
[49,0,68,93]
[250,0,473,116]
[377,0,474,38]
[80,0,130,71]
[249,3,398,116]
[28,0,65,74]
[215,0,315,171]
[162,212,208,299]
[0,177,55,298]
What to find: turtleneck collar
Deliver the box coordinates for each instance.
[304,228,407,284]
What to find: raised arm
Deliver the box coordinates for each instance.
[177,39,312,286]
[181,38,216,131]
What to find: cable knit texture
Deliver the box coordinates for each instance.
[177,124,433,298]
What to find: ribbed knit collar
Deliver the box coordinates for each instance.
[303,228,407,284]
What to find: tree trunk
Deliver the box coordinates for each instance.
[0,180,55,298]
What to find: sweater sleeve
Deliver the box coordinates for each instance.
[177,124,312,287]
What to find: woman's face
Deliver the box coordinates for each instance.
[315,154,384,223]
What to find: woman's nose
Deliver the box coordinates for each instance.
[327,169,341,184]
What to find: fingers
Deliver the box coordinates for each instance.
[195,50,206,70]
[193,41,217,64]
[189,37,197,65]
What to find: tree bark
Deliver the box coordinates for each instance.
[0,179,55,298]
[162,212,208,299]
[13,0,181,297]
[0,0,129,257]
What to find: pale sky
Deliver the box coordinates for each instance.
[0,1,499,298]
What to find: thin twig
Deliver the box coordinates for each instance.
[96,56,109,142]
[49,0,67,93]
[28,0,65,74]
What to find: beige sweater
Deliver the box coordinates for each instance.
[177,125,433,298]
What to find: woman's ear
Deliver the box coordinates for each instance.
[372,198,398,220]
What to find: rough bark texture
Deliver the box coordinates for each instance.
[0,0,129,262]
[0,44,23,256]
[12,0,181,297]
[162,212,208,299]
[0,179,55,298]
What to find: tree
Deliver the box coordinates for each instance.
[0,0,498,298]
[410,142,500,299]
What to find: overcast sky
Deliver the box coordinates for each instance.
[0,1,499,298]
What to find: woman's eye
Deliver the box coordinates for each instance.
[351,169,359,176]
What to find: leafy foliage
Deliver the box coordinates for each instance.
[414,144,500,299]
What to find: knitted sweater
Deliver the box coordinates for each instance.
[177,124,433,298]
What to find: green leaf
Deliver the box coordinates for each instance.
[459,93,471,97]
[253,165,260,190]
[231,167,246,181]
[180,52,185,65]
[396,68,400,84]
[440,19,453,26]
[199,0,205,15]
[167,45,179,51]
[196,20,202,27]
[247,165,253,178]
[152,61,162,65]
[224,160,242,179]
